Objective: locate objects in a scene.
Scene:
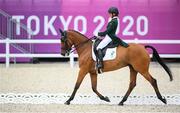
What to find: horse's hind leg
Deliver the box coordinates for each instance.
[119,65,137,105]
[90,72,110,102]
[141,72,167,104]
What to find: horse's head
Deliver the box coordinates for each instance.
[59,29,73,56]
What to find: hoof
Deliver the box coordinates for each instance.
[64,101,70,105]
[101,96,110,102]
[158,96,167,104]
[118,102,124,106]
[104,96,110,102]
[161,97,167,104]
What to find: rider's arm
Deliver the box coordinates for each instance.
[98,21,115,37]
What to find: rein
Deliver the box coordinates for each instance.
[68,36,96,54]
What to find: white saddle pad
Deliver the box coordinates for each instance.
[92,46,117,61]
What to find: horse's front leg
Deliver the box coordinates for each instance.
[90,72,110,102]
[65,68,88,105]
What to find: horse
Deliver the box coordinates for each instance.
[59,29,173,105]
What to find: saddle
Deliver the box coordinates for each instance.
[93,37,129,59]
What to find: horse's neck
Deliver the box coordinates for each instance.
[70,31,92,56]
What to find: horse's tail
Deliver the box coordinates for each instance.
[145,45,173,81]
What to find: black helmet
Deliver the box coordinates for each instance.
[108,7,119,16]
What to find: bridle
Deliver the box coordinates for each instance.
[60,31,95,55]
[60,31,72,55]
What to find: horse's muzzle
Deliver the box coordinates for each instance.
[61,52,66,56]
[61,53,66,56]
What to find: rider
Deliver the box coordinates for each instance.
[96,7,127,71]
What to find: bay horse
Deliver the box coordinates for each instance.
[59,29,173,105]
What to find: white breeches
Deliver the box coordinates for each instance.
[96,35,112,50]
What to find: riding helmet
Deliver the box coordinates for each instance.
[108,7,119,16]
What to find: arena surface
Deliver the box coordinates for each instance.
[0,62,180,113]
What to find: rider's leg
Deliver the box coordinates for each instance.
[97,35,112,50]
[96,49,103,69]
[96,36,112,70]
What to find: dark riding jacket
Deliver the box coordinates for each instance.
[98,17,129,47]
[98,17,118,42]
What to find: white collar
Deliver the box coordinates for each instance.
[109,16,119,22]
[112,17,118,19]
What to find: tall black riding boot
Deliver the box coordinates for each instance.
[97,49,103,71]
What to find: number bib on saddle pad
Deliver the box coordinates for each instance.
[92,46,117,61]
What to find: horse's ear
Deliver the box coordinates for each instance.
[59,28,64,36]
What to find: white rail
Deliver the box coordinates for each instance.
[0,39,77,68]
[0,39,180,68]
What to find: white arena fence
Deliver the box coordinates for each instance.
[0,39,77,68]
[0,39,180,68]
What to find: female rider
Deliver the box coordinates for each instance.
[96,7,128,72]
